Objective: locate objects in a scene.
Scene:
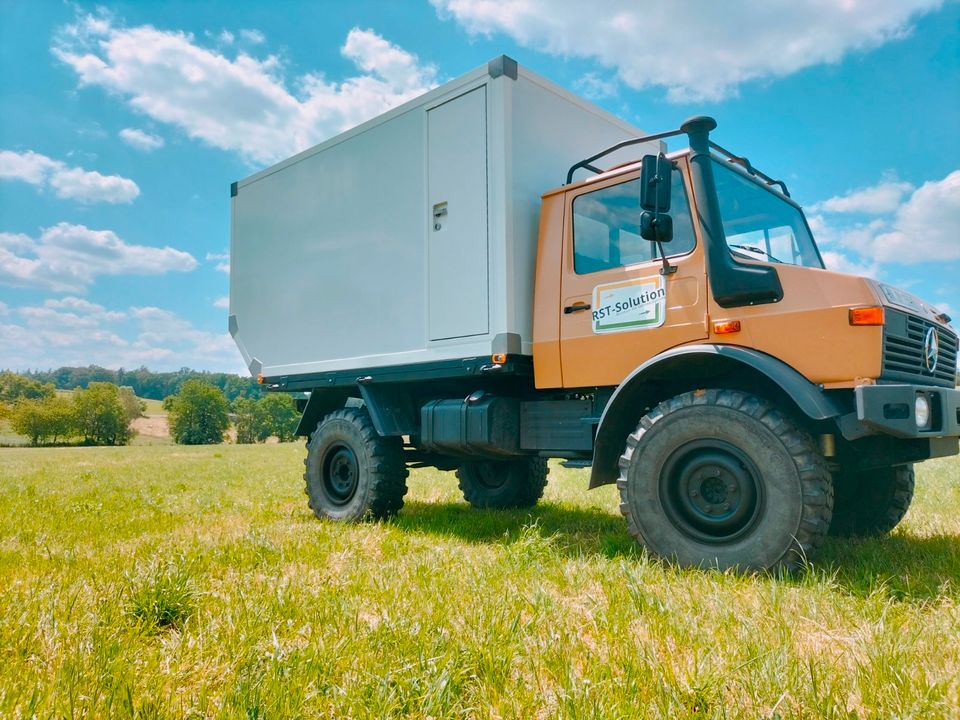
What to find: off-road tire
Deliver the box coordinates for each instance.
[457,458,549,509]
[829,464,914,537]
[617,389,833,572]
[304,407,408,521]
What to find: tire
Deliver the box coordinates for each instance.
[829,464,914,537]
[617,389,833,572]
[457,457,549,509]
[304,407,408,521]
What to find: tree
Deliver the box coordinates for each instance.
[165,380,229,445]
[118,386,147,425]
[260,393,299,442]
[9,396,76,446]
[73,382,133,446]
[233,397,263,444]
[233,394,300,443]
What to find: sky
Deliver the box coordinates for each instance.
[0,0,958,375]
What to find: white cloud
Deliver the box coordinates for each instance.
[239,29,265,45]
[431,0,943,102]
[213,296,229,309]
[119,127,165,151]
[820,250,880,279]
[0,149,139,203]
[54,17,438,165]
[810,176,914,214]
[871,171,960,263]
[0,298,245,373]
[206,251,230,274]
[574,73,619,101]
[808,170,960,271]
[0,222,197,292]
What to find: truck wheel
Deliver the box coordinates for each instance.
[457,458,548,509]
[617,389,832,572]
[304,408,408,521]
[829,464,914,537]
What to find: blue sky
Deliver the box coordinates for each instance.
[1,0,957,373]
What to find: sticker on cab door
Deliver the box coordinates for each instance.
[591,275,666,334]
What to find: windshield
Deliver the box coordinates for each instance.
[712,160,824,269]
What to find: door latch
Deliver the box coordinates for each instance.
[432,201,447,231]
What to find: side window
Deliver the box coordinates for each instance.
[573,169,695,274]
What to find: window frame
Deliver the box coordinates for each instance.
[570,166,698,276]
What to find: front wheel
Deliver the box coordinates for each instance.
[829,464,914,537]
[618,389,833,572]
[457,458,548,509]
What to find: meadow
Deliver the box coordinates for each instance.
[0,442,957,719]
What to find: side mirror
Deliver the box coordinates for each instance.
[640,211,673,243]
[640,154,672,212]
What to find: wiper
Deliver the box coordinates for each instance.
[728,244,783,264]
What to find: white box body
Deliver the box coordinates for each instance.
[230,58,659,379]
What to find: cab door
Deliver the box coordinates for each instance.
[559,161,708,388]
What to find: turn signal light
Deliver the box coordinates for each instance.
[713,320,741,335]
[491,353,507,364]
[849,306,884,326]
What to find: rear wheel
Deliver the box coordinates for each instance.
[304,407,408,521]
[829,464,914,537]
[618,389,833,571]
[457,458,548,509]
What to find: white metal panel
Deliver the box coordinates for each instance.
[231,108,427,373]
[427,87,489,340]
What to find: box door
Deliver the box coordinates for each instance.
[427,86,489,341]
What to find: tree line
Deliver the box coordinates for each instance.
[1,371,299,447]
[18,365,263,402]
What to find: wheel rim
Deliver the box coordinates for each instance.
[475,462,509,490]
[659,439,763,543]
[322,443,360,506]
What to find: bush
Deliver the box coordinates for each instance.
[73,383,133,446]
[165,380,230,445]
[234,394,300,444]
[9,396,76,446]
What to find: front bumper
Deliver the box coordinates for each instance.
[854,383,960,439]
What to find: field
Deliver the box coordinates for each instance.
[0,444,958,719]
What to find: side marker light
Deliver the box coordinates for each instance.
[713,320,741,335]
[849,307,884,325]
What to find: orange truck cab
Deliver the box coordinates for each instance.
[237,69,958,571]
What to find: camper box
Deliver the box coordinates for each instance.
[229,57,659,380]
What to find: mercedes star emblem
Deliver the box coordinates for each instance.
[923,326,940,373]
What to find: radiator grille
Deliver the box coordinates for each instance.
[882,310,958,387]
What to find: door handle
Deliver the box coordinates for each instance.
[564,303,591,314]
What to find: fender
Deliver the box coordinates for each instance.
[294,388,350,437]
[588,344,847,488]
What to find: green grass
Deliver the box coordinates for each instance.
[0,445,957,719]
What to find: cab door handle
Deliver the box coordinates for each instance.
[564,303,591,314]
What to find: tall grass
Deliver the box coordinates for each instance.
[0,444,957,718]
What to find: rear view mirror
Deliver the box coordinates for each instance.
[640,154,672,212]
[640,211,673,243]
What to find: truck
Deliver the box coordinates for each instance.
[229,56,959,571]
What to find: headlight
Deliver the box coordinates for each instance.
[915,394,931,428]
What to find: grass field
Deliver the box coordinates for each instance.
[0,444,957,719]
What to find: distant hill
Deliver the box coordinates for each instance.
[21,366,263,402]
